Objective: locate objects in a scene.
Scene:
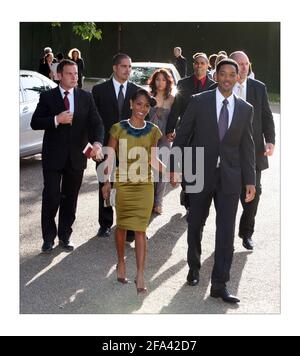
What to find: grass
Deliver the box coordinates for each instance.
[268,93,280,104]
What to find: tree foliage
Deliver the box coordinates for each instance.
[51,22,102,42]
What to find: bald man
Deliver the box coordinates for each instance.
[229,51,275,251]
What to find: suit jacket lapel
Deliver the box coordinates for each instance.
[54,86,66,113]
[208,90,219,138]
[73,88,79,121]
[108,79,119,112]
[223,95,240,140]
[246,79,255,105]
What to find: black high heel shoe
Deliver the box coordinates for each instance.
[134,278,147,294]
[116,264,128,284]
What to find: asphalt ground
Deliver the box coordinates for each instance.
[19,112,280,315]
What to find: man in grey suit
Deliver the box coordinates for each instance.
[229,51,275,251]
[170,59,256,303]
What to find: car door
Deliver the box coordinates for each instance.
[19,73,46,157]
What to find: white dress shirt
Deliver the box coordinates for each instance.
[112,76,128,100]
[216,87,235,127]
[216,88,235,167]
[233,80,247,101]
[54,86,75,127]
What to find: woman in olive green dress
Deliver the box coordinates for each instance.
[102,89,165,294]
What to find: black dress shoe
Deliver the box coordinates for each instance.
[126,230,135,243]
[186,269,199,286]
[210,287,240,304]
[242,237,254,250]
[41,242,54,254]
[97,227,111,238]
[59,240,74,252]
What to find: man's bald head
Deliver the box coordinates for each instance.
[229,51,250,81]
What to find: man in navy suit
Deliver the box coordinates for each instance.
[31,59,104,253]
[166,52,216,210]
[229,51,275,251]
[92,53,140,239]
[170,59,256,303]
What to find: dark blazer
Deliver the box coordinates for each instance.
[172,89,256,194]
[246,78,275,171]
[166,74,216,134]
[175,56,187,78]
[31,86,104,171]
[92,78,140,146]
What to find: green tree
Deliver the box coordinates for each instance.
[52,22,102,41]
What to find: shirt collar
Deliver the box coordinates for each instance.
[216,87,235,106]
[112,76,128,91]
[59,85,74,96]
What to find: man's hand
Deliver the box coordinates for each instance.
[166,132,176,142]
[264,143,275,156]
[102,181,111,200]
[169,172,182,187]
[56,110,73,125]
[245,185,256,203]
[90,143,103,161]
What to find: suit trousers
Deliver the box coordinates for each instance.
[98,181,114,229]
[187,168,240,288]
[42,157,84,243]
[239,169,262,239]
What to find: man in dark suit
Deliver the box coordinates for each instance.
[170,59,256,303]
[92,53,140,239]
[31,59,104,253]
[229,51,275,251]
[173,47,187,78]
[166,52,216,209]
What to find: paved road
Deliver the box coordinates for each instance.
[20,113,280,314]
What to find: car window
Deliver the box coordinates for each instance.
[42,80,53,91]
[130,67,156,86]
[130,66,177,86]
[20,74,46,101]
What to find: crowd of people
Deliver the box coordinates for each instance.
[30,45,275,303]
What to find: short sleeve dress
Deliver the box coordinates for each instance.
[110,120,162,232]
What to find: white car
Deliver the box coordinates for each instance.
[20,70,57,157]
[130,62,181,94]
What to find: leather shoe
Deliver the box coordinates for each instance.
[210,287,240,304]
[97,227,111,238]
[186,269,199,286]
[59,240,74,252]
[242,237,254,250]
[41,241,54,254]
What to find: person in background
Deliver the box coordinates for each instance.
[212,53,228,81]
[208,53,218,79]
[68,48,85,88]
[173,47,187,78]
[31,59,104,253]
[229,50,275,251]
[102,89,164,294]
[148,68,175,214]
[38,47,56,77]
[50,52,64,84]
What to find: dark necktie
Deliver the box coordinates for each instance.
[218,98,229,140]
[118,84,124,120]
[64,91,70,111]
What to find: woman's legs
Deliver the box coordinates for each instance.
[115,227,127,280]
[135,231,147,290]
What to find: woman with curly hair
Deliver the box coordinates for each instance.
[148,68,175,214]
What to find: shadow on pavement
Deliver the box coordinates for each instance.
[20,214,186,314]
[160,251,251,314]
